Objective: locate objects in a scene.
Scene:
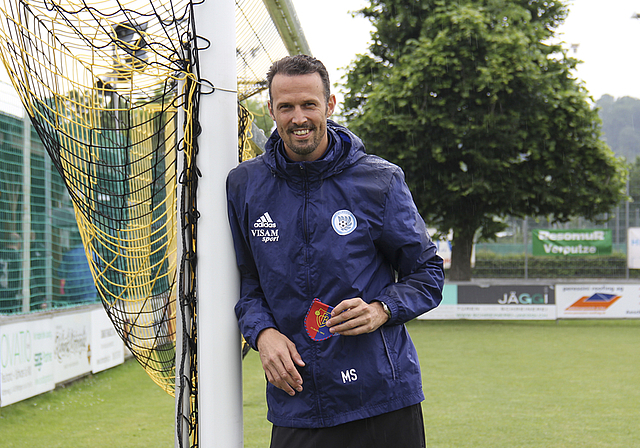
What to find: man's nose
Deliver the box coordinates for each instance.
[291,107,307,124]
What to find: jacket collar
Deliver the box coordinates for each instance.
[263,120,366,185]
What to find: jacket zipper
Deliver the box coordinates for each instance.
[301,164,309,245]
[300,164,312,294]
[300,164,322,420]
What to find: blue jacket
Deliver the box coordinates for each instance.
[226,120,444,428]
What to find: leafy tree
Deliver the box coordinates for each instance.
[342,0,627,280]
[628,156,640,211]
[597,95,640,161]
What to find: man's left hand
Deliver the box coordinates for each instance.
[326,298,388,336]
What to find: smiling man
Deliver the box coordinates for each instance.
[268,68,335,161]
[226,55,445,448]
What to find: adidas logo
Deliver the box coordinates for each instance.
[254,212,277,228]
[252,212,279,243]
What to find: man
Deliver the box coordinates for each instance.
[226,55,444,448]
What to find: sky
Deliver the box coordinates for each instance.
[292,0,640,105]
[1,0,637,112]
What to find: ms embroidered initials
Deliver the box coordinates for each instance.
[341,369,358,383]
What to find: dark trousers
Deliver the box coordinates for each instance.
[270,403,426,448]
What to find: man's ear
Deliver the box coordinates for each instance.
[267,100,275,120]
[326,94,337,118]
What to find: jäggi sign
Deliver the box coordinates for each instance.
[458,285,555,305]
[532,229,611,256]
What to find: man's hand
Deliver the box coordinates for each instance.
[326,298,389,336]
[256,328,305,396]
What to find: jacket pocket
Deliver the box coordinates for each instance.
[379,327,397,381]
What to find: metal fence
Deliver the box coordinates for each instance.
[473,215,639,279]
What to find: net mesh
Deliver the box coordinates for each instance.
[0,0,189,395]
[0,0,293,445]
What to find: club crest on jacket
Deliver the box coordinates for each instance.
[331,210,357,236]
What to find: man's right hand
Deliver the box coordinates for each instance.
[256,328,305,396]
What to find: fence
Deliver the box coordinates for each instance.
[473,215,639,279]
[0,98,94,314]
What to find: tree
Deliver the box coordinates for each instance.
[627,156,640,218]
[597,95,640,161]
[342,0,627,280]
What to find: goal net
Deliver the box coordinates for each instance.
[0,0,302,445]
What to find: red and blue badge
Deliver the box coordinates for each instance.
[305,298,335,341]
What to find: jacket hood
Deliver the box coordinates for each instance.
[262,120,366,182]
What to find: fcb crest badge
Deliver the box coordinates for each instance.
[305,298,335,341]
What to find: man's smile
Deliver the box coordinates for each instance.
[292,128,312,137]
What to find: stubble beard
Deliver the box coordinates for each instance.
[284,123,323,158]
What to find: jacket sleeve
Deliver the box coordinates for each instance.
[374,168,445,325]
[226,173,277,350]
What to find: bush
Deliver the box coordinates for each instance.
[472,250,637,279]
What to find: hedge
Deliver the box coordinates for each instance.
[471,250,639,279]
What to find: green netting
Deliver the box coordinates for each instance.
[0,107,88,314]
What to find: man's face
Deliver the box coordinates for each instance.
[268,72,336,162]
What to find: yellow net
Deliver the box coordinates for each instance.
[0,0,299,418]
[0,1,303,444]
[0,0,187,394]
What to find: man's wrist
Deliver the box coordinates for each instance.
[256,327,278,351]
[378,301,392,320]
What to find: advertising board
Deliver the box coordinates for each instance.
[90,309,125,373]
[556,284,640,318]
[627,228,640,269]
[418,284,556,320]
[52,311,92,384]
[456,284,556,320]
[532,229,611,256]
[0,318,55,407]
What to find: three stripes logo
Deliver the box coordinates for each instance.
[254,212,276,228]
[251,212,279,242]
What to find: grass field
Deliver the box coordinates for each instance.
[0,358,175,448]
[415,320,640,448]
[1,320,639,447]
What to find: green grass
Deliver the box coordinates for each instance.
[0,358,175,448]
[415,320,640,448]
[2,320,639,447]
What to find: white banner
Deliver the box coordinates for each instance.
[52,312,92,384]
[556,284,640,318]
[90,309,124,373]
[628,228,640,269]
[1,318,55,407]
[457,304,557,320]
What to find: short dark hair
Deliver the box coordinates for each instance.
[266,55,331,103]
